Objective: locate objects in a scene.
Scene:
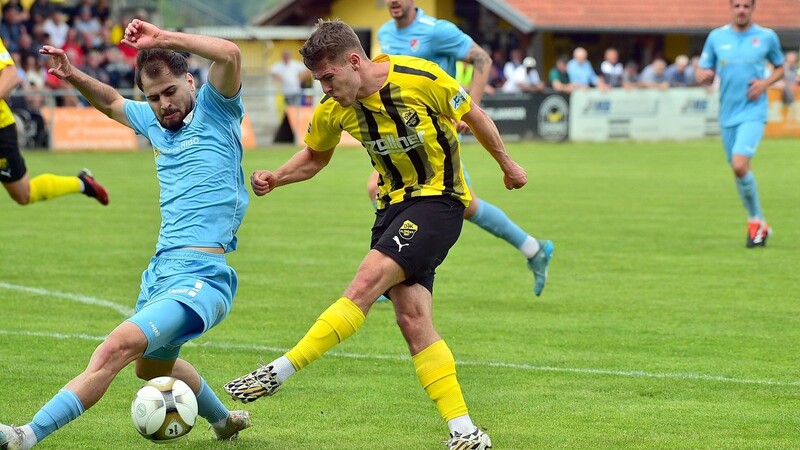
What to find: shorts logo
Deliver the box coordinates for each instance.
[398,220,418,240]
[392,235,410,252]
[402,109,420,127]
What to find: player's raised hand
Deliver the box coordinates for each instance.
[502,160,527,190]
[251,170,277,196]
[120,19,163,50]
[39,46,73,79]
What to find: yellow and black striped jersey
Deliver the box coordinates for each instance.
[0,38,16,128]
[305,54,472,209]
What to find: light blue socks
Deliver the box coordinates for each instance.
[467,200,529,249]
[736,171,763,220]
[29,389,85,443]
[196,378,230,424]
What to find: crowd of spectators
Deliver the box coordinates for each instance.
[486,45,800,98]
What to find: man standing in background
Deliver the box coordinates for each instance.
[696,0,784,247]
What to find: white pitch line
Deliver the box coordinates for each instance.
[0,282,134,317]
[1,329,798,388]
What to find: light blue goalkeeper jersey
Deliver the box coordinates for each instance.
[699,23,784,127]
[377,8,473,78]
[123,82,249,255]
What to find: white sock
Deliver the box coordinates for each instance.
[447,414,476,435]
[520,236,541,259]
[210,416,229,431]
[20,424,38,450]
[271,355,297,384]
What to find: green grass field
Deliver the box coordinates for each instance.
[1,139,799,449]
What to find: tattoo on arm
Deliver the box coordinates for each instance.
[466,46,491,74]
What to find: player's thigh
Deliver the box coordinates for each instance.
[127,299,204,361]
[731,121,765,159]
[372,196,465,293]
[0,123,28,184]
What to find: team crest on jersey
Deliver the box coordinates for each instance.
[402,109,420,127]
[751,37,760,47]
[409,38,420,52]
[398,220,418,240]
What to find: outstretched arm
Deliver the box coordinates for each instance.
[251,146,335,196]
[39,46,129,127]
[461,103,527,190]
[122,19,241,98]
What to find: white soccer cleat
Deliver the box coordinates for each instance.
[212,410,252,441]
[224,364,282,404]
[0,423,25,450]
[444,428,492,450]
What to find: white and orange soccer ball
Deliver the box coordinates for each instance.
[131,377,198,443]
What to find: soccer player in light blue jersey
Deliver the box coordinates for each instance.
[372,0,554,296]
[0,20,252,449]
[697,0,785,247]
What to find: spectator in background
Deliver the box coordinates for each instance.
[684,55,701,86]
[567,47,607,89]
[639,58,670,89]
[502,56,543,93]
[269,50,309,106]
[622,60,640,88]
[0,3,24,53]
[27,0,55,30]
[777,51,797,104]
[73,5,103,50]
[666,54,690,86]
[61,28,84,67]
[489,47,506,88]
[600,47,624,87]
[548,55,573,93]
[42,10,69,49]
[503,48,523,81]
[103,45,134,89]
[16,32,38,62]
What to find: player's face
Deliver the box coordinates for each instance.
[730,0,754,29]
[385,0,413,20]
[313,60,359,107]
[142,72,197,131]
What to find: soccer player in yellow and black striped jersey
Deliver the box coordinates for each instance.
[0,37,108,206]
[224,19,525,449]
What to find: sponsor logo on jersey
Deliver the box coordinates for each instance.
[450,87,468,110]
[365,130,426,155]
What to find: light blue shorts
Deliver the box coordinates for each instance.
[128,249,237,360]
[720,121,765,162]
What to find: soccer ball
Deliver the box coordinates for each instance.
[131,377,198,443]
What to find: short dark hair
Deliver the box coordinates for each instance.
[134,49,189,91]
[299,19,366,71]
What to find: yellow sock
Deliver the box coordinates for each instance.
[28,174,82,204]
[413,340,469,422]
[286,297,365,370]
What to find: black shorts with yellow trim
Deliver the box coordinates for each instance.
[371,195,465,294]
[0,123,26,183]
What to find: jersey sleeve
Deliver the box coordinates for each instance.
[419,62,472,122]
[303,97,343,151]
[197,82,245,122]
[431,20,474,61]
[698,31,717,70]
[766,30,785,67]
[123,100,154,136]
[0,39,13,70]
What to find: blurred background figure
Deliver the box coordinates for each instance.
[502,56,544,93]
[600,47,624,87]
[269,50,310,107]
